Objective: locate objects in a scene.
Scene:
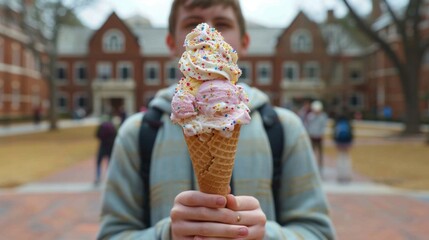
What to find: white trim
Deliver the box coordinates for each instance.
[238,61,252,84]
[103,29,125,53]
[282,61,299,82]
[144,61,161,85]
[117,61,134,81]
[256,61,272,85]
[0,63,41,78]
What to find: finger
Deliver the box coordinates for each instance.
[175,221,249,238]
[172,204,245,225]
[226,195,260,211]
[175,191,227,208]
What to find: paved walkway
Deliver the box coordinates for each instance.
[1,120,429,239]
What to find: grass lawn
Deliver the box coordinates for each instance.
[326,140,429,191]
[0,126,98,187]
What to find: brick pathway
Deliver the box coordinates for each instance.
[1,150,429,239]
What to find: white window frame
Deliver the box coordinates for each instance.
[56,62,68,84]
[282,62,299,82]
[238,61,252,84]
[103,29,125,53]
[164,61,179,85]
[73,92,88,110]
[74,62,87,84]
[144,61,160,85]
[12,43,21,66]
[256,61,272,85]
[96,62,112,81]
[11,81,20,110]
[57,91,69,113]
[303,62,320,81]
[117,61,133,81]
[291,29,313,53]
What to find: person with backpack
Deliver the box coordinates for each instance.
[97,1,335,239]
[333,107,354,182]
[306,100,329,171]
[94,115,117,185]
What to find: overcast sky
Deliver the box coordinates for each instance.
[77,0,407,29]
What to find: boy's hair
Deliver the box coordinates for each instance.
[168,0,246,37]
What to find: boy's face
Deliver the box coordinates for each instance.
[166,4,249,57]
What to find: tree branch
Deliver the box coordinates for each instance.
[341,0,404,72]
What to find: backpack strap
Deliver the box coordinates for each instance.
[138,107,163,227]
[257,103,284,222]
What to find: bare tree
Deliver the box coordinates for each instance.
[341,0,428,134]
[17,0,94,130]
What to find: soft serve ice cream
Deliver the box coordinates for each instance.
[170,23,251,137]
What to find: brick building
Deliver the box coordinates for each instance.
[2,1,429,122]
[0,1,48,123]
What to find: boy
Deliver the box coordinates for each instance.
[97,0,336,239]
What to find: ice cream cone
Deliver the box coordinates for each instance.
[184,126,241,196]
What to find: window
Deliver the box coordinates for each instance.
[57,92,68,112]
[103,29,125,53]
[0,38,4,63]
[349,68,363,82]
[74,93,87,109]
[282,62,299,81]
[291,29,312,53]
[117,62,133,80]
[31,86,40,108]
[349,92,364,108]
[0,80,3,109]
[238,61,252,84]
[165,61,179,85]
[144,62,160,85]
[56,62,68,83]
[11,82,20,110]
[256,62,272,85]
[74,62,87,84]
[97,62,112,80]
[12,43,21,66]
[303,62,320,81]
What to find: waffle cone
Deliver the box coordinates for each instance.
[184,126,241,196]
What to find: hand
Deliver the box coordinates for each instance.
[225,194,267,240]
[170,190,250,239]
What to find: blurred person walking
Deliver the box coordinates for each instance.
[94,115,117,185]
[306,101,328,171]
[333,107,354,182]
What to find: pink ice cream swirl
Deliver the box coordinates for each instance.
[171,23,251,137]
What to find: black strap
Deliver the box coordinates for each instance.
[138,107,163,227]
[257,103,284,222]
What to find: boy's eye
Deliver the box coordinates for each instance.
[213,22,233,31]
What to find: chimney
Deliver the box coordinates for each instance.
[326,9,335,24]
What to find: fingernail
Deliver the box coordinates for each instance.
[238,227,248,237]
[216,197,226,206]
